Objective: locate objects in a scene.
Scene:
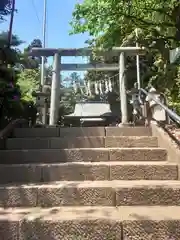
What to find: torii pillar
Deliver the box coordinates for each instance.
[49,53,60,125]
[119,52,128,125]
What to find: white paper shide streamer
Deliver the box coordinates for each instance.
[94,82,99,95]
[99,82,103,95]
[87,80,92,96]
[73,81,78,93]
[108,78,112,92]
[80,85,84,95]
[85,82,89,95]
[105,79,109,93]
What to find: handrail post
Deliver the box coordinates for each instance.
[139,88,180,125]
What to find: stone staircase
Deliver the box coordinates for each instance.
[0,126,180,239]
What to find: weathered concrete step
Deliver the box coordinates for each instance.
[105,136,157,148]
[0,162,177,183]
[14,126,152,138]
[108,162,178,181]
[121,206,180,240]
[0,148,167,164]
[6,136,158,149]
[1,206,180,240]
[13,127,105,138]
[1,180,180,207]
[106,126,152,136]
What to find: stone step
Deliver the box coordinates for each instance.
[105,136,157,148]
[14,127,60,138]
[13,127,105,138]
[6,136,158,149]
[0,162,177,183]
[106,126,152,136]
[13,126,152,138]
[0,148,167,164]
[2,206,180,239]
[1,180,180,207]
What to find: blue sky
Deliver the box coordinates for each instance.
[1,0,89,77]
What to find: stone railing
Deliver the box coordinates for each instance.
[0,119,28,149]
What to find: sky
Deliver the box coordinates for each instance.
[1,0,89,77]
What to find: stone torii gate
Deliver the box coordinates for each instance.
[30,47,145,126]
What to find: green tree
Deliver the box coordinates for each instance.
[70,0,180,98]
[0,31,23,65]
[0,32,23,124]
[0,3,38,126]
[71,0,180,47]
[20,38,43,69]
[17,69,40,102]
[0,0,12,21]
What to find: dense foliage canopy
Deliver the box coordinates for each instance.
[70,0,180,112]
[0,0,12,20]
[71,0,180,47]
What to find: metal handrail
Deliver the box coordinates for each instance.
[139,88,180,124]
